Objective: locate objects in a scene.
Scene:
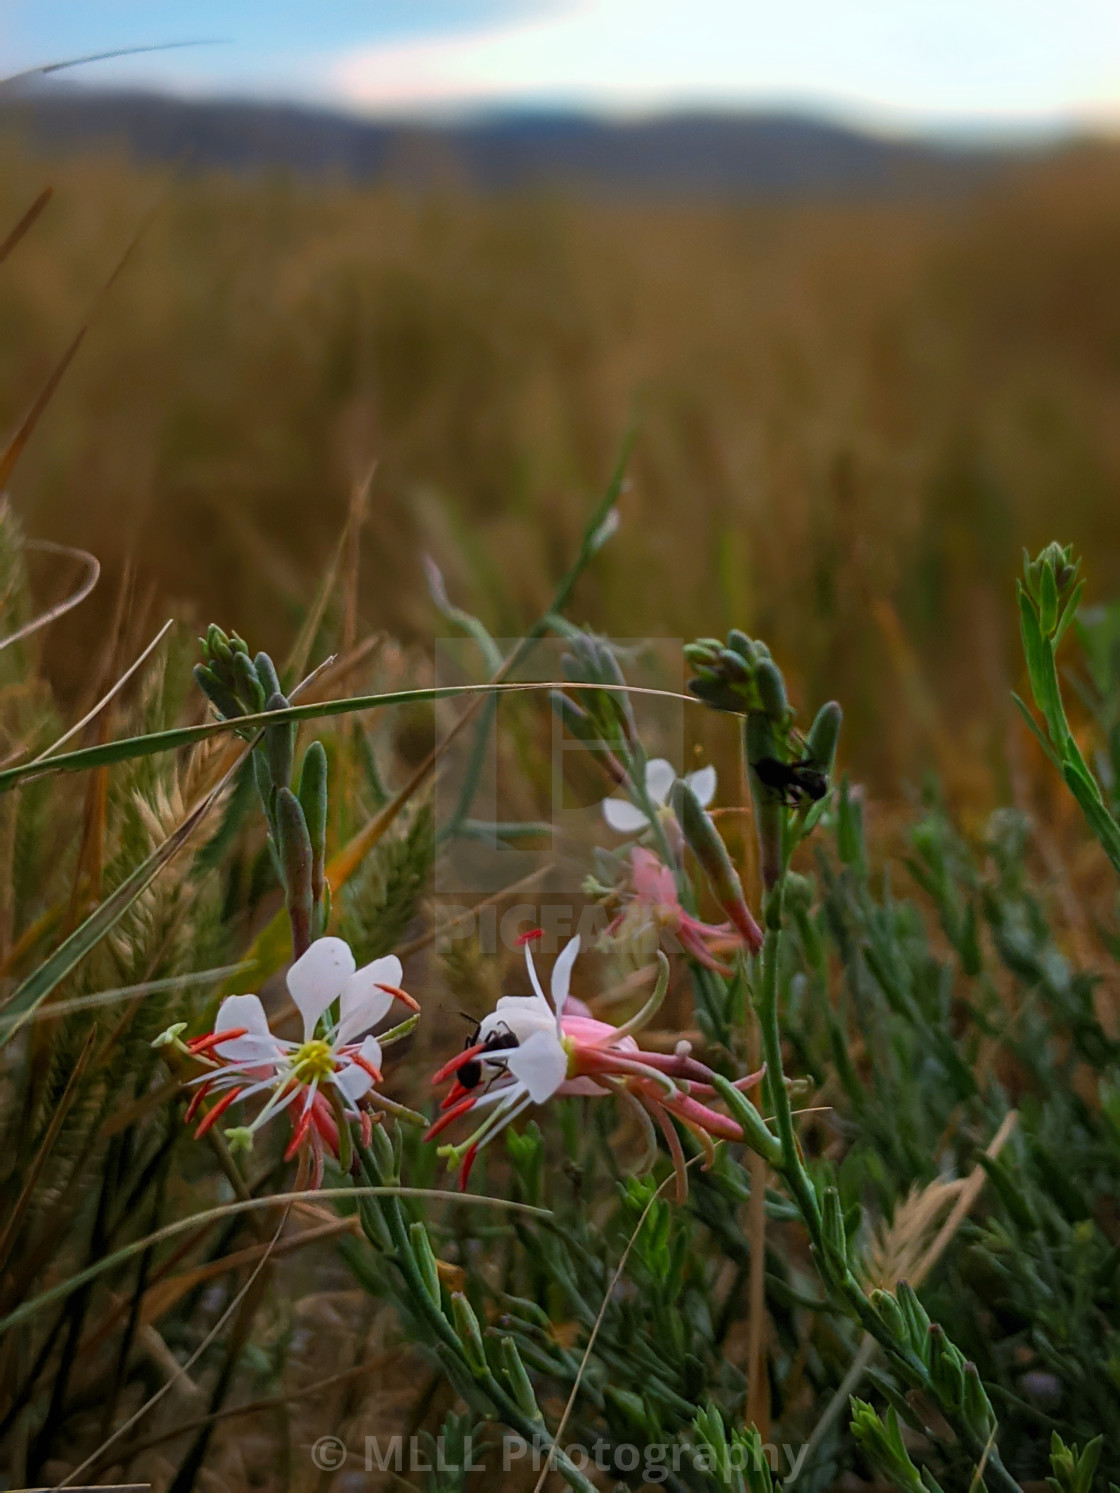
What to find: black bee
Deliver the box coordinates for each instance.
[752,753,828,807]
[457,1016,520,1092]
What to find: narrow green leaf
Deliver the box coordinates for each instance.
[1063,764,1120,877]
[1039,559,1058,637]
[0,678,695,795]
[1010,693,1062,767]
[1053,577,1086,648]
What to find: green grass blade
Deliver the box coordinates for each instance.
[0,680,694,795]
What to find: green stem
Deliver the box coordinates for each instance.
[756,912,820,1234]
[353,1146,598,1493]
[754,885,1023,1493]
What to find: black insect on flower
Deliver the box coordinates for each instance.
[752,752,828,807]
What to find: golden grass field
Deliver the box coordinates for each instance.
[5,130,1120,800]
[4,123,1120,1493]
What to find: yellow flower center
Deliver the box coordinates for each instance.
[294,1038,335,1082]
[561,1034,576,1079]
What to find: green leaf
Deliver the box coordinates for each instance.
[1053,577,1086,648]
[1039,558,1059,637]
[1062,763,1120,876]
[1018,587,1067,746]
[1010,693,1062,767]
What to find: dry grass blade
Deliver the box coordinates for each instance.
[0,739,245,1039]
[0,189,166,492]
[0,187,52,267]
[532,1156,700,1493]
[0,1186,552,1337]
[28,619,174,762]
[86,1350,400,1469]
[0,540,100,653]
[910,1111,1018,1289]
[9,1486,149,1492]
[58,1208,290,1487]
[136,1217,356,1326]
[396,863,554,958]
[864,1180,965,1293]
[0,1027,95,1265]
[283,461,375,683]
[801,1112,1019,1474]
[0,41,226,89]
[0,964,251,1033]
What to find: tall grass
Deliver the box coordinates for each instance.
[5,129,1120,789]
[1,126,1119,1491]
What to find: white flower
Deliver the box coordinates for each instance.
[475,933,582,1103]
[601,757,716,835]
[190,937,414,1146]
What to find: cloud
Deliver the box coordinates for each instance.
[333,0,1120,130]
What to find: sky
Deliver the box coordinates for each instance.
[5,0,1120,137]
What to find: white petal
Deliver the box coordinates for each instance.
[602,796,650,833]
[485,1003,555,1044]
[358,1034,383,1071]
[359,953,403,990]
[644,758,677,806]
[550,934,582,1020]
[213,995,279,1064]
[522,940,551,1013]
[494,994,542,1012]
[334,1064,372,1104]
[684,765,717,807]
[287,937,356,1040]
[337,955,400,1044]
[334,1037,381,1104]
[505,1029,569,1103]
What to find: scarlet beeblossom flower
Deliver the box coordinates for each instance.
[169,937,418,1186]
[610,846,753,975]
[427,931,762,1198]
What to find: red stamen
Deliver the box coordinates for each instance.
[662,1091,745,1143]
[516,927,544,945]
[310,1091,339,1152]
[183,1080,213,1124]
[432,1041,487,1086]
[194,1086,242,1137]
[459,1142,481,1189]
[732,1064,766,1092]
[678,923,733,975]
[424,1091,479,1141]
[352,1052,383,1083]
[284,1106,314,1161]
[650,1100,689,1204]
[187,1026,248,1055]
[375,982,420,1013]
[441,1078,468,1109]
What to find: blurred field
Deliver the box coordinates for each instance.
[4,119,1120,1492]
[5,127,1120,793]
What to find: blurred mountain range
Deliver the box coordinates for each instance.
[0,86,1048,198]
